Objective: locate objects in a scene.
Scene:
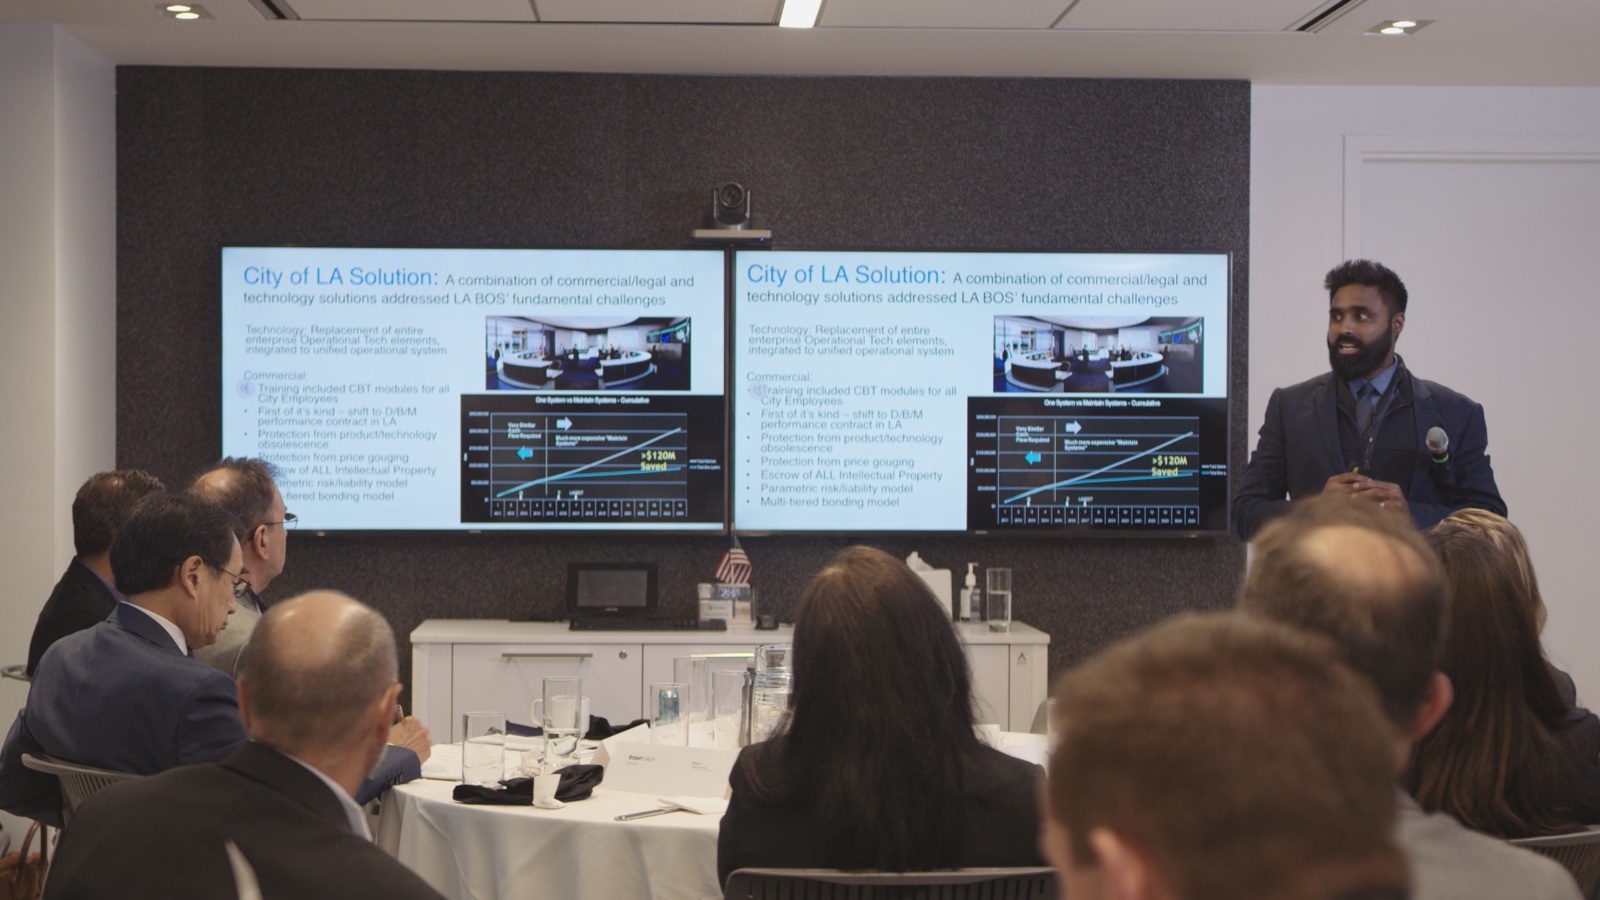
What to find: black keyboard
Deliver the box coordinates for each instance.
[569,617,728,632]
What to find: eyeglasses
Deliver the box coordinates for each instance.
[263,512,298,531]
[209,564,253,600]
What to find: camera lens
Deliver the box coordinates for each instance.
[717,183,746,210]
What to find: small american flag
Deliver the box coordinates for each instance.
[715,536,752,585]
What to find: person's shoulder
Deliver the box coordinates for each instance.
[964,743,1045,792]
[1397,801,1582,900]
[1407,372,1481,409]
[1268,372,1337,404]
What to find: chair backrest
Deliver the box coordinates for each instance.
[1510,827,1600,900]
[19,753,142,826]
[723,867,1057,900]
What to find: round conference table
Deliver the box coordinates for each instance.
[374,773,722,900]
[374,733,1048,900]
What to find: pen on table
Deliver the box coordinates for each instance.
[615,807,679,821]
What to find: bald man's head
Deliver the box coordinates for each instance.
[237,590,398,754]
[1239,496,1447,728]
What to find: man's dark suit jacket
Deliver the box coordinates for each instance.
[0,603,419,826]
[43,742,444,900]
[1232,368,1506,540]
[25,558,118,677]
[716,740,1044,888]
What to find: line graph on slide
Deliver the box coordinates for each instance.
[476,411,691,521]
[994,415,1200,526]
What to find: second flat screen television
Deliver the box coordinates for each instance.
[221,247,728,532]
[731,250,1231,534]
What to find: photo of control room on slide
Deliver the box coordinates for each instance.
[994,315,1203,394]
[486,316,691,391]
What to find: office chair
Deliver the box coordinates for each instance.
[723,866,1057,900]
[19,753,142,827]
[1510,827,1600,900]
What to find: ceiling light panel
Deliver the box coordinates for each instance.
[1057,0,1334,31]
[537,0,780,24]
[285,0,537,21]
[819,0,1067,29]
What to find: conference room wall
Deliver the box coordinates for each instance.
[114,69,1250,700]
[0,24,116,841]
[1251,84,1600,702]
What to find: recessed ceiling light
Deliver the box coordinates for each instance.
[1366,19,1432,35]
[778,0,822,28]
[157,2,210,18]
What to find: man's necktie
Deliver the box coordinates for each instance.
[1355,382,1377,434]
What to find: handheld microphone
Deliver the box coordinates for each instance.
[1425,426,1457,503]
[1425,426,1449,464]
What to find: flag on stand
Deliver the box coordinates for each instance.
[715,535,752,585]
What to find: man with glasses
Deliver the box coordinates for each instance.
[0,495,420,827]
[188,457,295,676]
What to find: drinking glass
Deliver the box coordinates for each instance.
[532,675,587,769]
[712,668,747,750]
[461,711,506,785]
[650,682,690,746]
[985,567,1012,633]
[673,657,712,747]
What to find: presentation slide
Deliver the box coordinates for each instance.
[222,247,727,531]
[732,250,1230,533]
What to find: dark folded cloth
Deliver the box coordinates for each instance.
[451,764,605,805]
[506,716,648,740]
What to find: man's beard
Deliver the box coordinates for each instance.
[1328,324,1395,380]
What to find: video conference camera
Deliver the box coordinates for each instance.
[692,181,772,244]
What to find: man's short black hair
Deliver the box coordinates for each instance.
[71,470,165,557]
[1325,259,1408,316]
[110,494,240,596]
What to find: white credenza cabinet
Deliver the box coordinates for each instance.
[412,620,1050,741]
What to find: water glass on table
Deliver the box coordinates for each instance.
[711,668,746,750]
[986,567,1012,633]
[673,656,712,747]
[532,675,588,772]
[461,711,506,786]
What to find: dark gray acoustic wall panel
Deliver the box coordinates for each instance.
[117,68,1250,699]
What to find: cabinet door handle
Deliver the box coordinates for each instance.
[689,652,755,659]
[499,653,594,661]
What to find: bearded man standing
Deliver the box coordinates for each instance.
[1232,259,1506,540]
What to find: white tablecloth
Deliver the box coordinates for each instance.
[374,778,722,900]
[374,732,1048,900]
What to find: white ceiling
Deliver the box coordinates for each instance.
[4,0,1598,86]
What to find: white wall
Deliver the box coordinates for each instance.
[1251,84,1600,701]
[0,24,116,839]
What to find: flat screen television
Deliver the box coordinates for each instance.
[730,250,1230,534]
[221,247,728,532]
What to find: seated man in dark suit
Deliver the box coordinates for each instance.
[45,591,444,900]
[0,495,425,827]
[24,470,164,676]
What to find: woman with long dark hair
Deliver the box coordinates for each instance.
[716,546,1043,885]
[1411,513,1600,836]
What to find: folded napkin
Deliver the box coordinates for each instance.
[452,764,605,805]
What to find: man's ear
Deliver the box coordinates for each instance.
[249,524,270,557]
[237,678,255,734]
[179,555,206,599]
[1391,311,1405,339]
[374,682,403,741]
[1409,671,1453,742]
[1089,828,1165,900]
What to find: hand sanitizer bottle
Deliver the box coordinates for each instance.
[959,562,979,622]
